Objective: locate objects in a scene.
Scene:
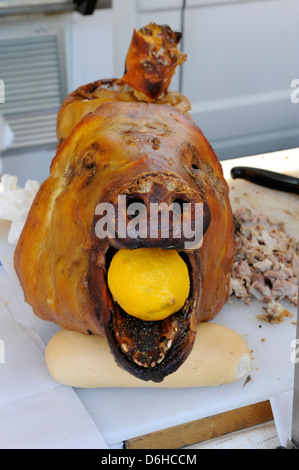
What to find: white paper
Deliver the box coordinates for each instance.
[0,387,108,449]
[0,252,60,348]
[0,267,58,406]
[270,390,293,448]
[187,421,280,449]
[0,262,108,449]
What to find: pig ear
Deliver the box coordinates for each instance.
[122,23,187,102]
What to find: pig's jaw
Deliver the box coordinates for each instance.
[102,248,200,383]
[88,171,209,382]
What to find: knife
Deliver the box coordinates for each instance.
[287,287,299,449]
[230,166,299,194]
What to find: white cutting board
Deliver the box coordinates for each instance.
[0,148,298,447]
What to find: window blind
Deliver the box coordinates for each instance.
[0,34,64,149]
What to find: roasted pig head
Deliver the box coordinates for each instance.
[14,101,234,382]
[14,23,235,383]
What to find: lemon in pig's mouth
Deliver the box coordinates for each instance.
[107,248,190,321]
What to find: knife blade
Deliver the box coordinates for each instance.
[287,285,299,449]
[230,166,299,194]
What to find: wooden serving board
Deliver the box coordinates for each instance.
[0,148,298,449]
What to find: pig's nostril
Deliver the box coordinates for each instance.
[126,197,145,218]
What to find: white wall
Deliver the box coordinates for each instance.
[68,8,114,92]
[112,0,299,160]
[182,0,299,159]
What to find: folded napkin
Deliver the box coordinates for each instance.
[0,174,39,244]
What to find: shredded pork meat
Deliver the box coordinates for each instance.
[230,207,299,323]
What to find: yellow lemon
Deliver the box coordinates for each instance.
[107,248,190,321]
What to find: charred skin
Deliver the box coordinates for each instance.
[14,101,235,382]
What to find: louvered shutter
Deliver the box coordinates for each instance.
[0,34,65,149]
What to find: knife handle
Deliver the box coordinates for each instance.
[230,166,299,194]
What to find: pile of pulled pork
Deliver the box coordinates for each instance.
[230,207,299,323]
